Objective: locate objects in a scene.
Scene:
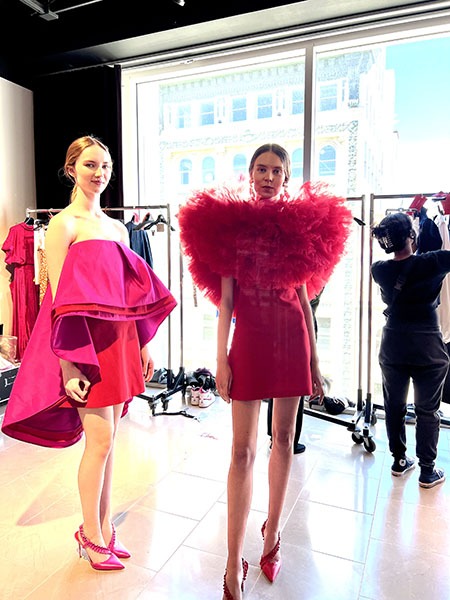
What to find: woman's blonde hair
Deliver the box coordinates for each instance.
[64,135,111,201]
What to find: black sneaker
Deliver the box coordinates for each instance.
[391,456,415,476]
[419,468,446,488]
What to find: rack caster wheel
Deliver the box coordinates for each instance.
[363,437,376,453]
[370,412,378,426]
[351,431,364,444]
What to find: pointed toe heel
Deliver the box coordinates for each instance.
[223,557,249,599]
[260,520,281,582]
[75,524,125,571]
[108,522,131,559]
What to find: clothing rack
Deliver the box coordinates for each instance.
[369,193,450,429]
[302,195,378,451]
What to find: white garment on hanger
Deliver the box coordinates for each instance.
[436,214,450,343]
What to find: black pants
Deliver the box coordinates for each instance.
[441,341,450,403]
[380,326,449,469]
[267,396,304,446]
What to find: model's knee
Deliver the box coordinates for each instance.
[272,430,294,451]
[85,430,114,458]
[231,445,256,469]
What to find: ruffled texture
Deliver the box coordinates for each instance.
[178,181,353,304]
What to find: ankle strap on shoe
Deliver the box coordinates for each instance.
[79,524,111,555]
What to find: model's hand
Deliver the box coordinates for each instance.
[141,345,154,382]
[60,360,90,403]
[310,365,325,404]
[216,360,232,403]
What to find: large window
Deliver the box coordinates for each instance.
[123,23,450,401]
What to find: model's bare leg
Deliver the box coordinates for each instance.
[77,406,115,563]
[223,400,261,600]
[263,396,299,558]
[99,403,124,543]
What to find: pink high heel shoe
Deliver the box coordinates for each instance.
[223,557,249,599]
[74,524,124,571]
[260,520,281,582]
[108,522,131,559]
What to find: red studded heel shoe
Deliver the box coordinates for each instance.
[107,522,131,559]
[260,520,281,582]
[74,524,125,571]
[223,557,249,599]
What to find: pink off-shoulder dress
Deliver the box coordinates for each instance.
[1,240,177,447]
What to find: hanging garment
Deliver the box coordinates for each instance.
[435,214,450,342]
[34,226,49,304]
[1,222,39,360]
[1,240,177,447]
[416,208,442,254]
[126,221,154,268]
[178,181,353,400]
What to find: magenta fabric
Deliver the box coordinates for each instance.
[1,240,177,448]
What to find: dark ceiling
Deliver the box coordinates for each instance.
[1,0,306,85]
[1,0,449,88]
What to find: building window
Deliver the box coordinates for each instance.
[180,159,192,185]
[292,89,304,115]
[200,101,215,125]
[232,97,247,121]
[177,104,191,128]
[257,93,273,119]
[319,145,336,176]
[292,148,303,180]
[233,153,247,178]
[202,156,215,183]
[319,84,338,111]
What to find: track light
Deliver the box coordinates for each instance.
[18,0,58,20]
[171,0,186,6]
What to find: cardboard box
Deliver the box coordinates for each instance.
[0,366,19,402]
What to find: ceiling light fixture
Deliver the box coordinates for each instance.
[18,0,58,20]
[171,0,186,6]
[18,0,104,21]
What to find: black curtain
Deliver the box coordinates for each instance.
[33,65,123,211]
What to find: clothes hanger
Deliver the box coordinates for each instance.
[143,214,175,231]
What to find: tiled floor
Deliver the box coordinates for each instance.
[2,391,450,600]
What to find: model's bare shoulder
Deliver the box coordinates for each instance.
[46,208,77,236]
[108,215,130,245]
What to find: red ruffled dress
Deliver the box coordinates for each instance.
[1,222,40,360]
[1,240,177,447]
[178,182,353,400]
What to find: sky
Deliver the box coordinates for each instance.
[386,36,450,193]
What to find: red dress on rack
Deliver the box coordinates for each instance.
[178,182,353,400]
[1,240,177,448]
[1,222,39,360]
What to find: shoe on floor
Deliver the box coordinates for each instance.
[190,387,200,406]
[198,389,215,408]
[419,467,445,488]
[391,456,415,476]
[293,443,306,454]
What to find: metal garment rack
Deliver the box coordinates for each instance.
[368,193,450,429]
[101,205,189,417]
[302,195,379,452]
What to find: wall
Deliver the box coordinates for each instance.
[0,77,35,335]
